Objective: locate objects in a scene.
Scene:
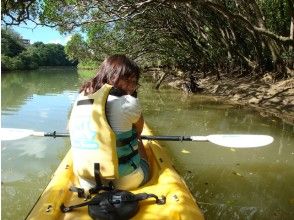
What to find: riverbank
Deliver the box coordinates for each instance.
[197,75,294,125]
[149,70,294,125]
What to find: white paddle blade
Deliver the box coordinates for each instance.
[207,134,274,148]
[1,128,35,141]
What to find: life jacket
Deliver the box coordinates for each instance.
[69,84,140,182]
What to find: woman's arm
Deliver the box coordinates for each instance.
[133,115,148,162]
[133,114,144,136]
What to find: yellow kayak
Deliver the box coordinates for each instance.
[26,125,204,220]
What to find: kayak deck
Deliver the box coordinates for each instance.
[26,126,204,220]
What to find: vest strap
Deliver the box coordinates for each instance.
[77,99,94,105]
[69,186,85,198]
[116,133,137,147]
[60,190,166,213]
[109,87,137,97]
[118,150,138,164]
[89,163,114,194]
[109,87,127,97]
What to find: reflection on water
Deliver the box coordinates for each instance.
[140,78,294,219]
[183,163,294,219]
[1,70,294,219]
[1,69,77,219]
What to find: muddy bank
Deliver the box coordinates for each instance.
[148,70,294,125]
[197,75,294,125]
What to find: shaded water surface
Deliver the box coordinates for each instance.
[1,69,293,219]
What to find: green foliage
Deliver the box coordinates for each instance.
[64,23,133,68]
[260,0,291,35]
[29,42,75,66]
[1,0,40,25]
[77,69,96,79]
[1,29,77,72]
[1,0,42,25]
[1,55,13,71]
[78,60,98,70]
[2,0,293,77]
[1,53,37,71]
[64,34,89,62]
[1,28,25,57]
[281,50,294,65]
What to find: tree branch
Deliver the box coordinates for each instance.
[201,0,294,46]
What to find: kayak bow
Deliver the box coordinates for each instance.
[26,125,204,220]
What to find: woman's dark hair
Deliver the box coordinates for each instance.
[80,54,140,95]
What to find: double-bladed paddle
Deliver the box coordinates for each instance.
[1,128,273,148]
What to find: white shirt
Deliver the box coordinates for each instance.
[106,95,142,133]
[106,94,144,190]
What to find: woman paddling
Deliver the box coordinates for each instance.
[68,54,150,192]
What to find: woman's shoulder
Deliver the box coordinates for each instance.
[120,95,141,114]
[122,94,139,104]
[107,94,141,123]
[108,94,140,108]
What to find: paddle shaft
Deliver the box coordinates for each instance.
[43,132,197,141]
[141,135,196,141]
[2,128,273,147]
[43,132,69,138]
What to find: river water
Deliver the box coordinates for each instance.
[1,69,294,219]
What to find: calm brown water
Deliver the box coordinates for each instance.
[1,69,294,219]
